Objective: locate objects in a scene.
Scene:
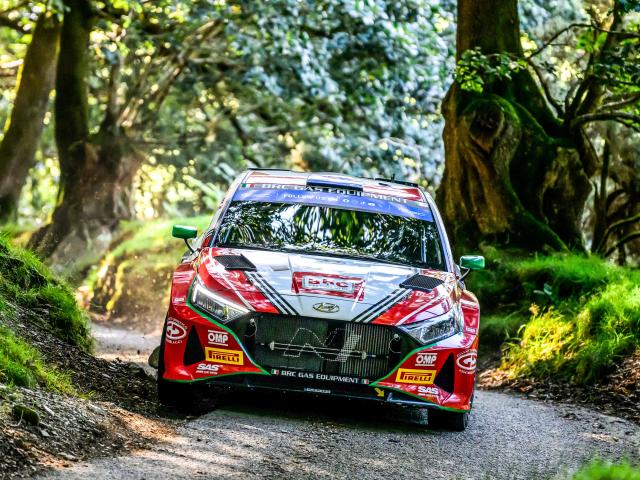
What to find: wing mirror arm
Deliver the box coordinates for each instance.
[184,238,196,254]
[172,225,199,254]
[458,267,471,281]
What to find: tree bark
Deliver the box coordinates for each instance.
[29,0,141,274]
[0,15,60,223]
[437,0,591,253]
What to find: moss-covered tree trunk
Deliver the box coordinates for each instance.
[29,0,140,272]
[0,15,60,223]
[437,0,592,253]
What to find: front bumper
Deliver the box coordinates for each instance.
[162,296,478,412]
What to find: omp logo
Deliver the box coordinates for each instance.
[207,331,229,346]
[415,353,437,366]
[166,319,187,344]
[205,348,243,365]
[282,328,361,363]
[456,349,477,373]
[395,368,436,385]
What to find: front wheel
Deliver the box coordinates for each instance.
[428,409,469,431]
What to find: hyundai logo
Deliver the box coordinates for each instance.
[313,302,340,314]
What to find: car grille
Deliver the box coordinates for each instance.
[253,315,399,379]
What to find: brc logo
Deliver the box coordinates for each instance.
[415,353,437,367]
[302,275,355,293]
[395,368,436,385]
[207,331,229,346]
[205,347,243,365]
[293,272,364,299]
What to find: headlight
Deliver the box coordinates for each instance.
[191,277,249,323]
[400,305,462,345]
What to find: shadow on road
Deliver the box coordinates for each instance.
[208,388,434,433]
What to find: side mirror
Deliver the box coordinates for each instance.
[172,225,198,253]
[172,225,198,240]
[460,255,485,271]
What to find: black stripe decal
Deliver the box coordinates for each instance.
[255,272,299,315]
[247,272,297,315]
[361,289,411,323]
[353,288,408,323]
[246,272,289,314]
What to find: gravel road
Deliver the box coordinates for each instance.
[42,387,639,480]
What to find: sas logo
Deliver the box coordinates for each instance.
[418,386,439,397]
[395,368,436,385]
[456,349,477,373]
[166,318,187,344]
[415,352,437,367]
[313,302,340,314]
[205,347,243,365]
[207,330,229,346]
[196,363,220,374]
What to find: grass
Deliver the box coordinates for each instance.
[468,249,640,384]
[0,325,75,394]
[571,460,640,480]
[0,235,92,351]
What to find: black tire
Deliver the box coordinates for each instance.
[428,408,469,431]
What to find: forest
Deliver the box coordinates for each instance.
[0,0,639,478]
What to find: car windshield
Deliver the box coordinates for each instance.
[216,201,445,270]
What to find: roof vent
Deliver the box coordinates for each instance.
[306,174,363,191]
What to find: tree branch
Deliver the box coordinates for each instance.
[571,112,640,130]
[527,59,564,116]
[595,212,640,253]
[604,231,640,258]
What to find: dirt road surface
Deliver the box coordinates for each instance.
[42,389,639,479]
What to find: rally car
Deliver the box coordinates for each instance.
[158,169,484,430]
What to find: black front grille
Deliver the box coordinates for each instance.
[253,315,400,379]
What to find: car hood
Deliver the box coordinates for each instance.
[196,247,456,324]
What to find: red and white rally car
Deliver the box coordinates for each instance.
[158,169,484,430]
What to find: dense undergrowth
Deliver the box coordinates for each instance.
[0,235,90,390]
[469,248,640,384]
[85,216,210,319]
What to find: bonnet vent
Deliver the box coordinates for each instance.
[215,254,257,271]
[400,274,444,292]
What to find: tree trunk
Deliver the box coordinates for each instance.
[0,15,60,223]
[29,0,141,275]
[437,0,591,253]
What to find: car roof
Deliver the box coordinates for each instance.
[243,169,427,202]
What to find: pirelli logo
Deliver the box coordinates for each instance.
[395,368,436,385]
[205,347,243,365]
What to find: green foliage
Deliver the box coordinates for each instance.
[0,236,91,351]
[112,216,211,259]
[470,251,640,383]
[572,460,640,480]
[0,325,74,393]
[455,48,527,93]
